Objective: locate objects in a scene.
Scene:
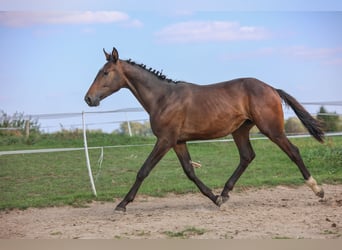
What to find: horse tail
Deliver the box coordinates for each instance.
[276,89,324,143]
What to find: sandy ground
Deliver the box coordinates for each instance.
[1,184,341,239]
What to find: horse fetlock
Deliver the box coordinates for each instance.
[305,176,324,198]
[215,195,229,207]
[114,205,126,213]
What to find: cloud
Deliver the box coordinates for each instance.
[222,45,342,65]
[155,20,271,43]
[285,46,342,66]
[0,11,143,27]
[282,46,342,60]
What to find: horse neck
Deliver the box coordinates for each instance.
[121,61,172,113]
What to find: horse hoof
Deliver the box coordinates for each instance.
[316,188,324,198]
[215,195,229,207]
[114,206,126,213]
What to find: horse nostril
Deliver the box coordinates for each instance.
[85,95,100,106]
[85,96,92,105]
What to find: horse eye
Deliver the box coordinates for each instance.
[103,71,109,76]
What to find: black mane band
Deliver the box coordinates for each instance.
[125,59,180,84]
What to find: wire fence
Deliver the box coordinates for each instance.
[1,103,341,196]
[35,108,147,133]
[2,101,341,133]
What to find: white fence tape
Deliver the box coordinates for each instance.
[0,144,156,156]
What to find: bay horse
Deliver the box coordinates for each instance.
[85,47,325,212]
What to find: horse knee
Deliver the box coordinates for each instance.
[241,151,255,164]
[137,168,149,181]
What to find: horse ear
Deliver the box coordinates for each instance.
[103,48,111,61]
[111,47,119,63]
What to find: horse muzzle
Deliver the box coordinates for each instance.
[84,95,100,107]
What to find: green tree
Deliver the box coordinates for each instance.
[0,110,41,145]
[317,106,340,132]
[0,110,40,133]
[118,121,152,136]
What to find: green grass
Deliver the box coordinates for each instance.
[164,227,207,238]
[0,133,341,210]
[0,130,155,150]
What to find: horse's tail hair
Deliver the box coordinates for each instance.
[276,89,324,143]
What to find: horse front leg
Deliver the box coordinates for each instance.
[115,139,171,212]
[173,143,219,206]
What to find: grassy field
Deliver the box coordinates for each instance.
[0,132,341,210]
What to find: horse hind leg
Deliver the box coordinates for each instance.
[274,134,323,198]
[218,121,256,206]
[259,123,324,198]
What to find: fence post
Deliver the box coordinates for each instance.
[24,120,30,139]
[82,111,97,197]
[125,112,132,137]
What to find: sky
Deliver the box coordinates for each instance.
[1,1,342,132]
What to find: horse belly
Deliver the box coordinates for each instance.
[180,113,246,141]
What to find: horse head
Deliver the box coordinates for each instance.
[84,47,126,107]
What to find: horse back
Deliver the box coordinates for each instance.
[150,78,281,141]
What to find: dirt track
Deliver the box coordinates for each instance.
[1,184,341,239]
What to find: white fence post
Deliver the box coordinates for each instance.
[125,112,132,137]
[82,111,97,197]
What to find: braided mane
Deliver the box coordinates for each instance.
[125,59,180,84]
